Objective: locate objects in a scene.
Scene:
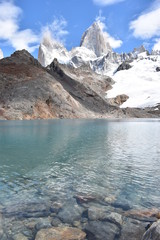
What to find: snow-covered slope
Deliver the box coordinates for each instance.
[107,54,160,108]
[0,49,3,59]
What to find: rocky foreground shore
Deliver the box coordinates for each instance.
[1,193,160,240]
[0,50,159,120]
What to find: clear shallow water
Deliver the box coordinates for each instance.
[0,119,160,210]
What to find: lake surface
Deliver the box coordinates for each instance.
[0,119,160,239]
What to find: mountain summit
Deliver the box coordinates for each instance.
[80,21,112,57]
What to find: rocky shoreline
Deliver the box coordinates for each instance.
[1,193,160,240]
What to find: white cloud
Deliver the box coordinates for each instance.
[130,1,160,39]
[153,38,160,50]
[41,17,68,44]
[0,1,39,53]
[97,19,123,48]
[105,32,123,48]
[93,0,125,6]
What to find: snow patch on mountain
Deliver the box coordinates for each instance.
[107,54,160,108]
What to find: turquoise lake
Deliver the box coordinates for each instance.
[0,119,160,210]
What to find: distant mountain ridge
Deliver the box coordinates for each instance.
[38,20,160,109]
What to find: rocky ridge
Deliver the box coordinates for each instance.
[0,49,159,120]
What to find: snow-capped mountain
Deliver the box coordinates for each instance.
[38,21,160,109]
[38,32,70,67]
[80,21,112,57]
[38,21,112,68]
[0,49,3,59]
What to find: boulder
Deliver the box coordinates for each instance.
[156,67,160,72]
[35,227,86,240]
[108,94,129,106]
[116,62,132,72]
[120,218,147,240]
[142,220,160,240]
[57,199,84,224]
[84,220,120,240]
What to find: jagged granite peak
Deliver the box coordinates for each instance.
[80,21,112,57]
[38,32,70,67]
[0,48,3,59]
[133,45,146,54]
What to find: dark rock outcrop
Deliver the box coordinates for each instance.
[108,94,129,106]
[156,67,160,72]
[116,61,132,72]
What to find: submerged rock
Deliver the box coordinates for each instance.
[13,233,29,240]
[74,194,96,204]
[35,218,52,231]
[125,209,160,222]
[57,199,84,224]
[0,214,4,238]
[142,220,160,240]
[120,218,147,240]
[35,227,86,240]
[85,220,120,240]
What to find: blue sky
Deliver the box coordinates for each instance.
[0,0,160,58]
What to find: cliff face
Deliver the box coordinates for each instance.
[80,21,112,57]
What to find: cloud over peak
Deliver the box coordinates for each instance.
[41,17,69,44]
[0,1,38,52]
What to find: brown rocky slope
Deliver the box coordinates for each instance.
[0,50,159,120]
